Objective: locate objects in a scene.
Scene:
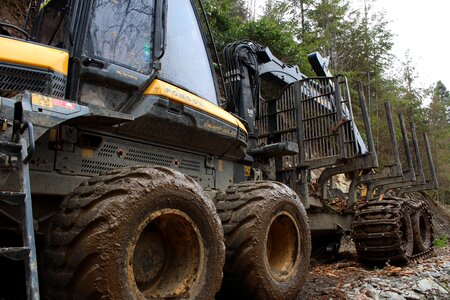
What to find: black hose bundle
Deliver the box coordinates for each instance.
[222,40,261,120]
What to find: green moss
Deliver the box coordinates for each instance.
[434,236,448,248]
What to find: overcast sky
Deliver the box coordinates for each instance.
[366,0,450,93]
[253,0,449,102]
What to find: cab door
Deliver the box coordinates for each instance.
[69,0,162,110]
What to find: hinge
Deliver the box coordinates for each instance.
[153,60,161,70]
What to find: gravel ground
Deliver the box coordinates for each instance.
[297,198,450,300]
[297,238,449,300]
[343,247,449,300]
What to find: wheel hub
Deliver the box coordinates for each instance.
[131,209,204,298]
[265,212,300,281]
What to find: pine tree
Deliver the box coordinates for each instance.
[427,81,450,203]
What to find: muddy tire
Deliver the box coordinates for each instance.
[411,201,433,254]
[42,167,225,300]
[215,181,311,300]
[352,199,414,266]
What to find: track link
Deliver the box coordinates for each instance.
[352,196,434,266]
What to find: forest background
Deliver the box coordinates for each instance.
[202,0,449,202]
[2,0,449,202]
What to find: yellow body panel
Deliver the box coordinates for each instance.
[145,79,247,133]
[0,36,69,75]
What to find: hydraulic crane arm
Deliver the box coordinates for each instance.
[223,40,368,155]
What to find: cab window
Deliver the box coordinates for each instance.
[85,0,155,73]
[34,0,71,48]
[159,0,218,104]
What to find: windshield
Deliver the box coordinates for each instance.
[159,0,218,104]
[34,0,71,48]
[85,0,155,73]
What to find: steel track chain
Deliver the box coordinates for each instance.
[352,196,434,265]
[406,197,435,263]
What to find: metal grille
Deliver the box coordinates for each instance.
[0,63,49,96]
[52,73,67,98]
[255,75,358,170]
[299,79,341,162]
[124,148,202,173]
[98,144,118,158]
[79,148,202,175]
[179,159,201,172]
[81,159,126,174]
[298,76,358,164]
[0,63,66,98]
[124,148,174,166]
[57,135,206,180]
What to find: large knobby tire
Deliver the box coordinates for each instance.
[215,181,311,300]
[402,192,434,256]
[398,208,414,261]
[42,167,225,300]
[352,199,414,266]
[411,201,434,254]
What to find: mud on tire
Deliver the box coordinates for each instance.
[410,200,434,254]
[42,166,225,300]
[215,181,311,300]
[352,199,414,266]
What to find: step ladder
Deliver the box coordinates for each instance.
[0,114,39,299]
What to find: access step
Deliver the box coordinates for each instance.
[0,191,26,205]
[0,140,22,156]
[249,141,299,159]
[0,247,30,261]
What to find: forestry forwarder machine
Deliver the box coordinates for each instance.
[0,0,437,299]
